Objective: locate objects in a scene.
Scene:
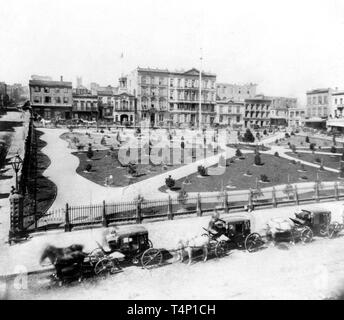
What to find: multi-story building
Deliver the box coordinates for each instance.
[268,96,297,126]
[215,100,245,128]
[244,96,272,128]
[306,88,332,119]
[326,90,344,132]
[0,82,7,108]
[216,83,257,102]
[126,67,217,127]
[29,76,73,119]
[113,76,136,125]
[72,88,98,121]
[288,107,306,128]
[7,83,29,103]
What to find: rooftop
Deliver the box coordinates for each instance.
[29,79,72,88]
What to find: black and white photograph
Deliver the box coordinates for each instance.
[2,0,344,303]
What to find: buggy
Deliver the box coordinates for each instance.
[204,215,264,253]
[104,225,163,269]
[266,217,313,244]
[293,208,344,238]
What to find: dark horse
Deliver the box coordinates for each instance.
[40,244,88,284]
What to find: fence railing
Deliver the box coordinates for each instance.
[27,181,344,233]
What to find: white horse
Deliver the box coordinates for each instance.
[176,234,210,265]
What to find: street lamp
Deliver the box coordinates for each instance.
[10,154,23,191]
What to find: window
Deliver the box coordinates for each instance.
[33,96,41,103]
[55,97,61,104]
[335,98,338,104]
[44,96,51,103]
[170,79,174,87]
[44,87,50,93]
[63,97,69,104]
[324,95,328,104]
[55,88,60,93]
[341,98,343,104]
[34,86,40,92]
[318,96,322,104]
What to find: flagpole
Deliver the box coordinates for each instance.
[199,47,203,130]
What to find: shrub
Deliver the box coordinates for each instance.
[236,148,243,157]
[128,162,137,175]
[87,145,94,159]
[305,136,310,143]
[85,163,92,172]
[197,165,208,176]
[285,133,290,138]
[274,152,279,157]
[260,174,269,182]
[331,146,337,153]
[165,176,175,189]
[275,139,279,144]
[263,129,267,135]
[243,129,255,143]
[77,144,85,151]
[254,153,262,166]
[314,157,321,163]
[309,143,316,151]
[100,129,104,133]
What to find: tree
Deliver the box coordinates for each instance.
[243,129,255,143]
[197,165,208,176]
[331,146,337,153]
[235,148,243,157]
[165,175,175,189]
[87,144,94,160]
[305,136,310,143]
[254,153,262,166]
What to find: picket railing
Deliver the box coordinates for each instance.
[30,181,344,233]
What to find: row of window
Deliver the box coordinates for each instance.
[33,96,70,104]
[307,95,328,105]
[219,106,242,114]
[33,86,71,94]
[170,78,215,89]
[219,115,241,123]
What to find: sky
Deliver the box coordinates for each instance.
[1,0,344,104]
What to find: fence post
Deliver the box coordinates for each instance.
[334,181,339,201]
[271,187,277,208]
[136,198,142,224]
[247,189,254,211]
[294,185,299,205]
[224,191,229,214]
[102,200,108,227]
[196,193,202,217]
[315,182,320,202]
[167,195,173,220]
[64,203,71,232]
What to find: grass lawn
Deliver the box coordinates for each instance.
[268,134,343,151]
[24,130,57,226]
[159,153,340,193]
[73,149,186,187]
[285,152,343,170]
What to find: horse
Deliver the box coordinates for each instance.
[176,235,210,265]
[40,244,87,283]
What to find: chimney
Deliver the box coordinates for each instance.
[60,76,63,82]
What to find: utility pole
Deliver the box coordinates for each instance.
[198,47,203,130]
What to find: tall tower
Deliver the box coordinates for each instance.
[118,76,127,94]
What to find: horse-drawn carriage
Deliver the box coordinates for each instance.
[292,208,344,238]
[41,225,163,285]
[204,215,264,253]
[104,225,163,269]
[266,217,313,244]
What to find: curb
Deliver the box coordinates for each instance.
[0,266,55,282]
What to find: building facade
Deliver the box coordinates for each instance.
[306,88,332,119]
[288,107,306,128]
[127,67,217,127]
[244,97,272,128]
[216,83,257,102]
[72,88,98,121]
[215,100,245,128]
[0,82,7,108]
[29,76,73,119]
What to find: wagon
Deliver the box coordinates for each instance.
[204,215,264,253]
[103,225,163,269]
[293,208,344,238]
[266,217,313,244]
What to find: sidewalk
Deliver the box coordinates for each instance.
[1,199,343,278]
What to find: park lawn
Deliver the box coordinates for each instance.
[268,134,341,150]
[159,153,340,193]
[285,152,343,170]
[73,149,186,187]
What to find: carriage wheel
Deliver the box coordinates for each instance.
[141,248,163,269]
[94,257,111,276]
[215,240,228,258]
[301,228,313,243]
[245,233,263,253]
